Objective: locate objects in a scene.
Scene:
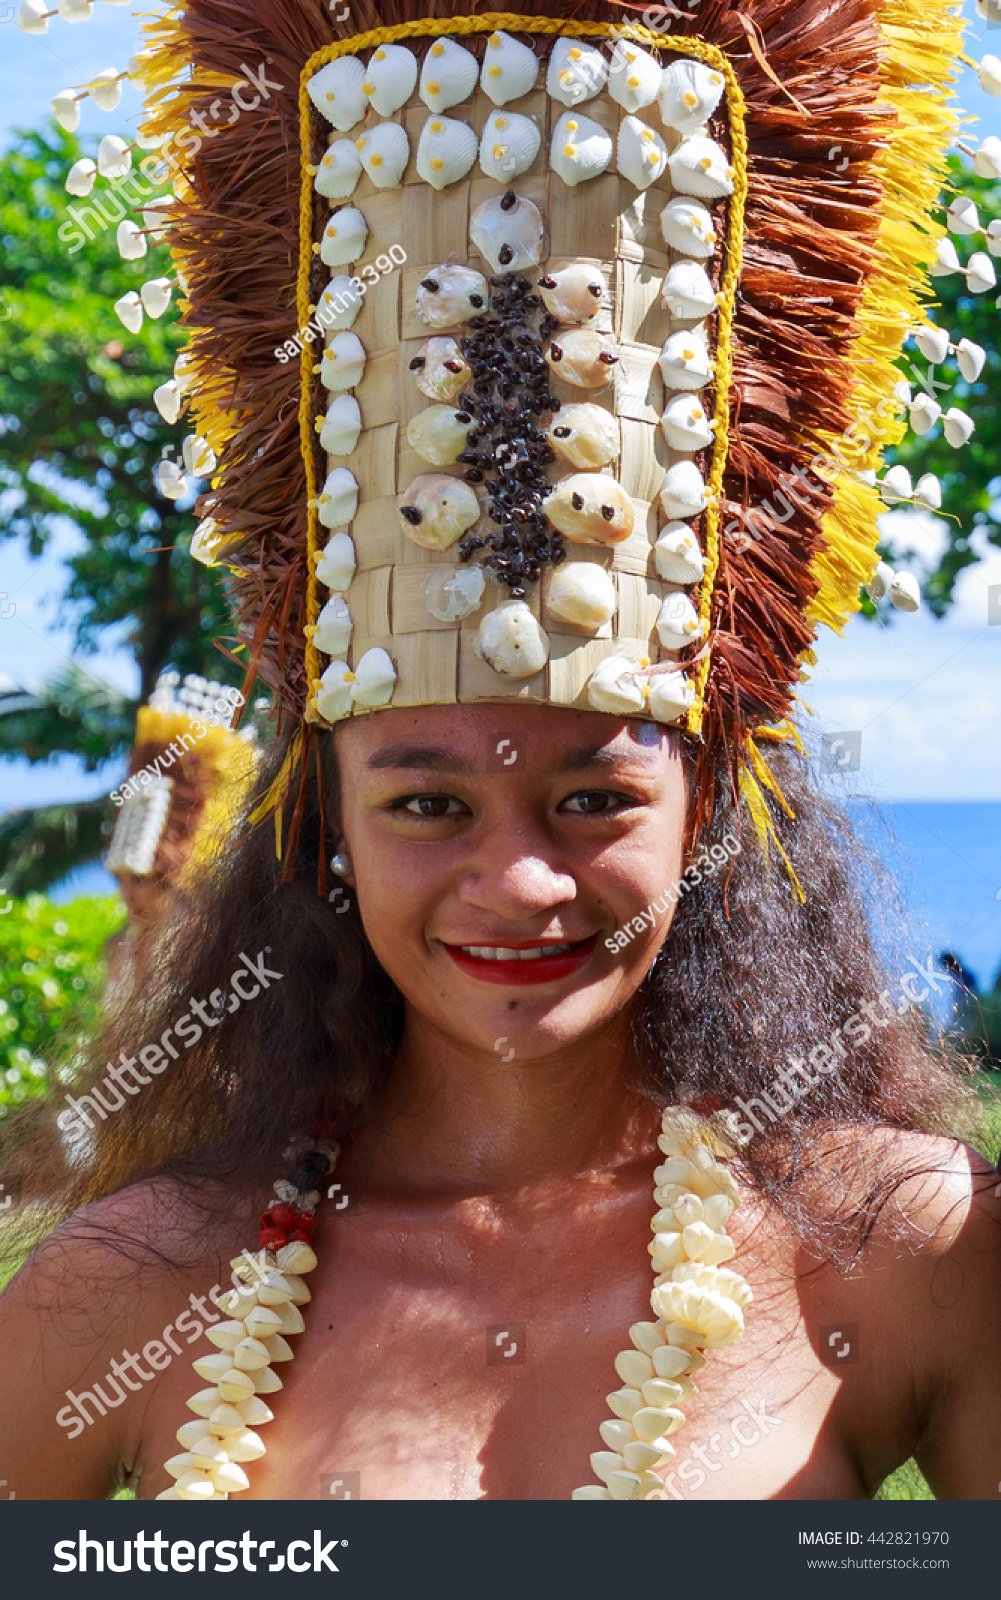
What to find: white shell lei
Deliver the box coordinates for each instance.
[571,1105,750,1501]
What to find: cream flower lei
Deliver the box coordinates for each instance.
[157,1107,749,1500]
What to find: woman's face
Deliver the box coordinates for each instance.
[335,703,689,1060]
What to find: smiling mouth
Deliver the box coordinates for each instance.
[443,936,598,985]
[459,942,582,961]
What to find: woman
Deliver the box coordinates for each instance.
[2,0,999,1500]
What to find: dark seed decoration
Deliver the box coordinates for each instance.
[497,244,514,266]
[420,277,440,292]
[400,505,423,526]
[598,351,618,365]
[409,356,426,370]
[549,342,563,362]
[469,293,485,309]
[500,189,517,211]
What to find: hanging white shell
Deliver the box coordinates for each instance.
[913,473,942,509]
[880,464,913,504]
[654,524,705,583]
[658,332,712,391]
[420,37,479,111]
[888,571,921,612]
[661,261,716,320]
[948,195,980,235]
[182,434,216,477]
[399,474,480,549]
[469,191,544,272]
[648,670,696,725]
[660,394,715,452]
[551,111,614,185]
[154,380,181,423]
[974,134,1001,179]
[545,328,618,388]
[320,206,368,267]
[315,139,363,200]
[416,264,489,328]
[929,236,962,276]
[406,404,473,465]
[658,60,726,135]
[352,647,396,707]
[617,116,669,190]
[318,276,363,331]
[65,157,96,196]
[908,394,941,436]
[320,331,367,391]
[542,475,634,545]
[411,336,472,402]
[660,196,717,258]
[956,337,987,382]
[966,251,997,294]
[537,263,605,324]
[479,110,541,181]
[141,278,172,318]
[315,530,357,590]
[318,393,363,455]
[547,403,619,468]
[315,660,354,722]
[587,654,646,715]
[313,595,353,655]
[475,601,549,676]
[548,562,616,628]
[987,221,1001,259]
[316,466,359,528]
[91,69,124,113]
[309,58,368,132]
[424,566,486,621]
[98,134,131,179]
[980,52,1001,95]
[668,136,734,199]
[114,291,143,334]
[660,461,708,519]
[547,38,607,107]
[942,407,975,447]
[480,30,540,105]
[355,122,410,188]
[913,323,950,364]
[361,44,417,117]
[117,221,147,260]
[656,591,704,650]
[608,40,663,113]
[416,115,478,189]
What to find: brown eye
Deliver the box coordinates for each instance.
[401,795,461,818]
[562,791,614,815]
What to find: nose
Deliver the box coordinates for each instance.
[457,822,577,923]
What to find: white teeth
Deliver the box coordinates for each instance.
[460,944,576,960]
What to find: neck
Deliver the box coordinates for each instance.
[347,1003,662,1199]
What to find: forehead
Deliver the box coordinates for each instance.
[335,702,679,773]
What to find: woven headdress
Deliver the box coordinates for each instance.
[81,0,981,865]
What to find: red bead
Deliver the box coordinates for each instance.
[292,1211,316,1233]
[264,1202,297,1229]
[259,1227,288,1250]
[289,1229,313,1244]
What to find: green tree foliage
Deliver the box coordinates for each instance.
[0,895,124,1117]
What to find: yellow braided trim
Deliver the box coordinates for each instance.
[298,15,747,721]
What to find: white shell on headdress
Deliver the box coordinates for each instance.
[355,122,410,188]
[547,38,607,106]
[320,206,368,267]
[309,58,368,132]
[661,261,716,320]
[320,331,367,391]
[929,236,962,275]
[913,473,942,510]
[406,404,472,465]
[412,336,472,402]
[475,601,549,676]
[480,30,540,105]
[867,559,894,602]
[420,37,479,111]
[65,157,97,197]
[660,196,717,258]
[141,278,172,318]
[469,191,545,272]
[114,291,143,334]
[948,195,980,235]
[660,394,715,452]
[888,571,921,612]
[908,394,941,436]
[648,670,696,724]
[656,591,704,650]
[424,566,486,622]
[537,263,606,323]
[987,220,1001,258]
[154,380,181,424]
[668,136,734,199]
[479,110,541,181]
[658,60,726,135]
[318,276,363,330]
[659,332,713,391]
[587,654,646,715]
[548,562,616,628]
[91,68,124,113]
[545,327,618,388]
[980,52,1001,95]
[317,467,359,529]
[551,111,614,186]
[315,660,354,722]
[617,116,668,190]
[542,474,634,545]
[416,115,478,189]
[399,474,480,549]
[314,595,353,656]
[182,434,216,477]
[352,647,397,707]
[98,134,132,179]
[913,323,950,364]
[315,530,357,590]
[660,461,708,519]
[361,44,418,117]
[654,524,705,583]
[319,393,363,455]
[315,139,363,200]
[608,40,662,113]
[547,403,619,468]
[974,134,1001,179]
[956,337,987,382]
[416,264,489,328]
[880,464,912,504]
[943,407,974,447]
[966,250,997,294]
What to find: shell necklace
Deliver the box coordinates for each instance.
[156,1106,750,1501]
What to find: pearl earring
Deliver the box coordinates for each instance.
[329,850,352,879]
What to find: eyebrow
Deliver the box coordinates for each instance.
[553,744,660,774]
[365,744,477,773]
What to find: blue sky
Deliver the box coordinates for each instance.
[2,1,1001,807]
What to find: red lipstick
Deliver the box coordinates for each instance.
[443,936,598,986]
